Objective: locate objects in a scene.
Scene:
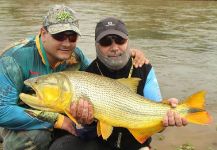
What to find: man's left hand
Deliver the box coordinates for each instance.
[131,48,149,68]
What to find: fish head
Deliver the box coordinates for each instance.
[20,73,72,112]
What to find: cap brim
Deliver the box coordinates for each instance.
[47,23,81,35]
[96,29,128,42]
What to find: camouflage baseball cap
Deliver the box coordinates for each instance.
[43,5,80,35]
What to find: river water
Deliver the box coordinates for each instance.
[0,0,217,149]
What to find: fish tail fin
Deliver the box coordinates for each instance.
[183,91,212,125]
[185,111,212,125]
[185,90,206,110]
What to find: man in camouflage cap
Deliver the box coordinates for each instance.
[0,4,147,150]
[0,4,91,150]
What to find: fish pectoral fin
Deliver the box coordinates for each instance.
[97,121,101,136]
[117,78,141,93]
[129,122,164,144]
[186,111,212,125]
[64,109,79,126]
[98,121,113,140]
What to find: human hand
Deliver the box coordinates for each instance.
[62,116,77,135]
[70,98,94,125]
[167,97,179,108]
[54,115,77,135]
[131,48,149,68]
[163,110,188,127]
[162,98,188,127]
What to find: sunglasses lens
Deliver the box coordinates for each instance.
[99,35,126,47]
[52,33,65,41]
[99,36,112,47]
[68,35,77,42]
[114,36,126,45]
[51,32,77,42]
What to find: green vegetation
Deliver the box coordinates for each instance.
[156,134,165,141]
[176,143,195,150]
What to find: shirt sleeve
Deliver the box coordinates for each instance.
[74,47,90,71]
[0,56,54,130]
[143,68,162,102]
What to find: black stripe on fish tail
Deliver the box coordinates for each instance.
[187,108,204,113]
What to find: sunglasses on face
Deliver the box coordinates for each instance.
[51,31,78,42]
[98,35,127,47]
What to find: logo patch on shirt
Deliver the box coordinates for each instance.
[29,70,40,75]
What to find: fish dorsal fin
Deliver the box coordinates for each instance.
[98,121,113,140]
[184,91,206,110]
[129,122,163,144]
[117,78,141,93]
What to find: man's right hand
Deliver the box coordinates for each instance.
[61,116,77,135]
[54,115,77,135]
[70,98,94,125]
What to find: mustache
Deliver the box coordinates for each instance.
[107,52,123,58]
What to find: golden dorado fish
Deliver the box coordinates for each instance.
[19,71,212,143]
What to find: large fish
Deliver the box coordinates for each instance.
[19,71,212,143]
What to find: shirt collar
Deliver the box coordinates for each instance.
[35,34,50,67]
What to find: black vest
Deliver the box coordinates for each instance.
[85,58,152,150]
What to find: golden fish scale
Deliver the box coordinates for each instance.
[63,71,172,129]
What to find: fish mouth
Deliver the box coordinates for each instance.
[20,80,46,109]
[23,80,44,102]
[24,80,31,86]
[20,93,39,105]
[20,73,73,112]
[20,81,63,112]
[19,93,60,112]
[21,78,56,110]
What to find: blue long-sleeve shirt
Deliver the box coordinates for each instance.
[143,68,162,102]
[0,35,90,130]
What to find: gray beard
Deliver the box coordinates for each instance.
[96,43,130,70]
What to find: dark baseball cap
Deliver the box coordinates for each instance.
[43,5,80,35]
[95,17,128,42]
